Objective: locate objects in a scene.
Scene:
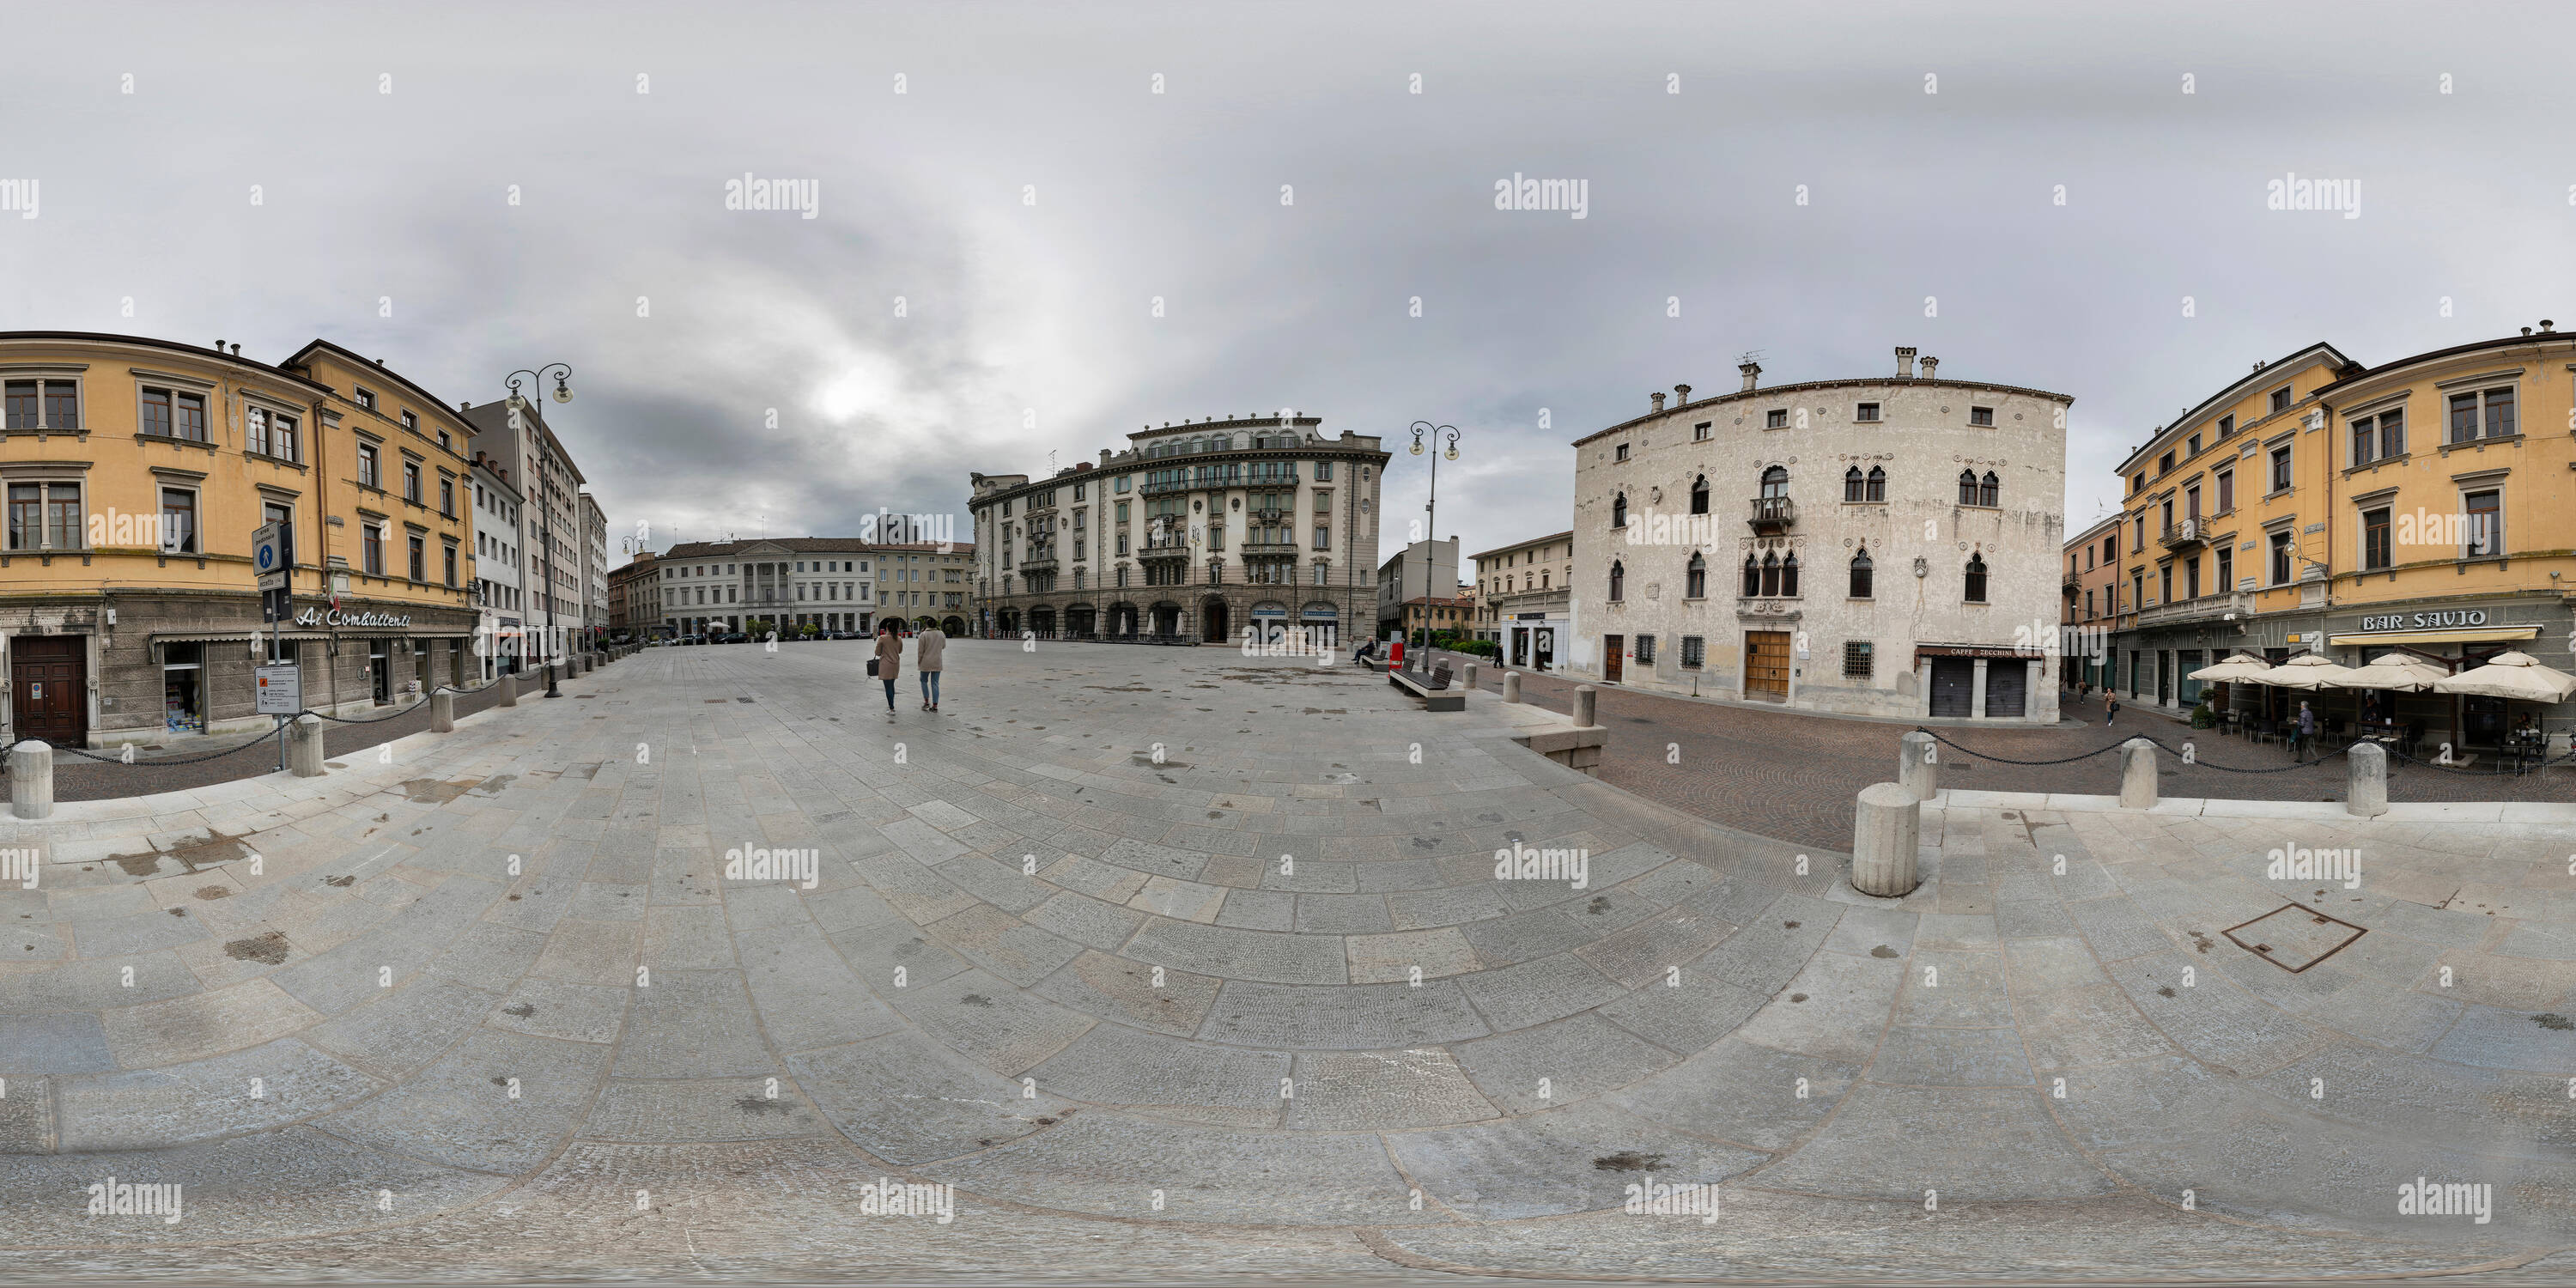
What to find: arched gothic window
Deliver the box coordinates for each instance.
[1759,551,1781,598]
[1866,465,1886,501]
[1690,475,1710,516]
[1686,552,1707,598]
[1612,492,1628,529]
[1759,465,1789,498]
[1850,549,1874,598]
[1958,469,1979,505]
[1781,552,1800,598]
[1844,467,1865,502]
[1741,554,1761,598]
[1979,471,2000,507]
[1965,553,1989,603]
[1608,560,1625,602]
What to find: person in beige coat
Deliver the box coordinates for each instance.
[915,626,947,711]
[873,622,903,714]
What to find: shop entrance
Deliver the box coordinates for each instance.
[1929,658,1976,717]
[163,641,206,734]
[370,640,392,703]
[1985,659,2028,719]
[9,635,88,744]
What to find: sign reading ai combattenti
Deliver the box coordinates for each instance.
[2355,609,2487,632]
[295,606,414,629]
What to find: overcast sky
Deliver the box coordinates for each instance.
[7,2,2572,572]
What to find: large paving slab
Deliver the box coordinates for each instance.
[3,640,2570,1279]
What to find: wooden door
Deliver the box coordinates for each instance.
[1603,635,1623,683]
[1744,631,1790,702]
[9,635,88,744]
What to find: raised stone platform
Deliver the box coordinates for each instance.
[1,640,2567,1281]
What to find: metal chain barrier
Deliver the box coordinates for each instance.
[297,696,432,725]
[49,724,289,767]
[1916,726,2347,774]
[1912,728,2127,767]
[2389,745,2576,776]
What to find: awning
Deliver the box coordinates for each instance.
[2325,624,2537,647]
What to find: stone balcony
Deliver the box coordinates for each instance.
[1747,495,1796,535]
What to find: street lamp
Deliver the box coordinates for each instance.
[1407,421,1461,671]
[504,365,574,696]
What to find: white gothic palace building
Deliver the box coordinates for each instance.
[1567,349,2071,723]
[969,415,1391,644]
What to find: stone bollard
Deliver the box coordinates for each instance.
[1899,731,1939,802]
[288,714,326,778]
[430,690,456,733]
[2347,741,2389,817]
[1573,684,1598,728]
[2118,737,2159,809]
[1850,782,1921,897]
[1504,671,1522,703]
[1462,661,1479,690]
[9,740,55,820]
[498,672,519,708]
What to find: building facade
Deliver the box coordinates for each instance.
[1568,350,2070,722]
[2110,328,2576,749]
[470,449,526,678]
[1471,530,1574,669]
[3,332,479,746]
[607,549,653,639]
[969,415,1389,644]
[873,541,975,630]
[461,399,586,668]
[581,491,608,647]
[1374,538,1460,639]
[652,538,925,637]
[2062,513,2123,693]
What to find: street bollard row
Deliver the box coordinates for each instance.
[5,647,635,815]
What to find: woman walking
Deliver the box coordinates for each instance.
[916,623,946,711]
[2103,686,2120,726]
[873,621,902,715]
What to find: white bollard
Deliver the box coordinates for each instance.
[2118,738,2158,809]
[9,740,55,820]
[1899,731,1939,802]
[2347,741,2389,817]
[1850,782,1921,897]
[289,714,327,778]
[1503,671,1522,704]
[498,673,519,708]
[1573,684,1598,728]
[430,690,455,734]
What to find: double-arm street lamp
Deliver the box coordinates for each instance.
[505,365,574,696]
[1408,421,1461,671]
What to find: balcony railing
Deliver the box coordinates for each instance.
[1138,479,1196,496]
[2159,518,2208,550]
[1241,537,1298,553]
[1018,554,1058,573]
[1138,538,1191,558]
[2132,590,2251,629]
[1747,495,1796,535]
[1251,508,1287,523]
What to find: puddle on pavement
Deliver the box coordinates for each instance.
[397,779,477,805]
[224,931,290,964]
[1592,1151,1667,1172]
[103,832,255,878]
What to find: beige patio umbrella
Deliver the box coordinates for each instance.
[2189,653,2272,683]
[2339,653,2451,691]
[2431,652,2576,702]
[2252,652,2360,690]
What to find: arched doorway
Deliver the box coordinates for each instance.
[1151,601,1182,638]
[1030,606,1057,637]
[941,615,966,635]
[1109,602,1139,639]
[1201,598,1230,643]
[1066,605,1096,637]
[1300,602,1340,652]
[996,608,1018,635]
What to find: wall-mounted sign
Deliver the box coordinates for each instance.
[294,606,413,629]
[2357,610,2486,632]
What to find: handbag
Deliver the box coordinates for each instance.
[866,658,880,677]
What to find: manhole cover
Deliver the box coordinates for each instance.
[2221,903,2366,973]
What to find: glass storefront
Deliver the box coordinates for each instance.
[162,641,204,734]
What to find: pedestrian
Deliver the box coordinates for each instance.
[873,620,902,715]
[916,622,946,711]
[2292,699,2318,762]
[2104,687,2119,725]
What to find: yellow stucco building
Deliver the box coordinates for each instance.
[3,332,479,745]
[2109,326,2576,751]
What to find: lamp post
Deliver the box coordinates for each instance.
[504,365,574,696]
[1407,421,1461,671]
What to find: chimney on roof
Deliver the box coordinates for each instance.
[1919,355,1938,380]
[1738,361,1760,392]
[2521,327,2533,337]
[1896,346,1917,378]
[459,401,471,411]
[1674,384,1692,406]
[230,344,241,356]
[1650,392,1666,412]
[214,338,225,352]
[374,356,385,364]
[1100,448,1112,466]
[2543,319,2557,332]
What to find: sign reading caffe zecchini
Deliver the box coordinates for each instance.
[2355,610,2487,632]
[294,606,414,629]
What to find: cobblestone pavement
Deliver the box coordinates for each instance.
[1,641,2570,1283]
[1427,651,2576,854]
[22,680,513,805]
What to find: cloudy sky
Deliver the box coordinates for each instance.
[7,1,2571,572]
